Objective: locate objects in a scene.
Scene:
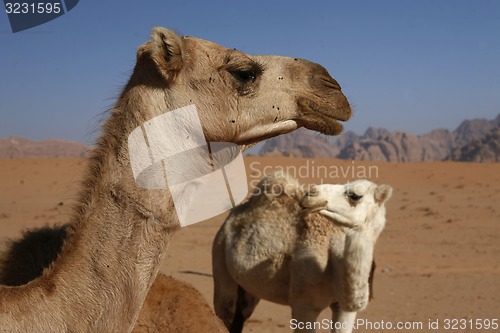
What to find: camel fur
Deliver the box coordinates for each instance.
[212,173,392,333]
[0,225,227,332]
[0,26,350,332]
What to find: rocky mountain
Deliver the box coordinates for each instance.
[447,126,500,162]
[259,128,341,158]
[337,128,458,162]
[2,114,498,162]
[454,116,499,147]
[259,114,500,162]
[0,137,89,159]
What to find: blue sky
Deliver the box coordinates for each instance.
[1,0,499,145]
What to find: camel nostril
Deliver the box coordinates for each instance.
[308,63,342,90]
[321,77,341,90]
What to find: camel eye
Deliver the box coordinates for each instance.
[230,69,257,83]
[346,192,363,201]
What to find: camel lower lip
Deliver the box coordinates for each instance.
[296,98,350,135]
[297,97,351,123]
[301,199,328,213]
[302,116,344,136]
[301,206,327,215]
[303,206,325,212]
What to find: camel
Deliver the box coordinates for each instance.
[0,27,351,332]
[134,274,226,333]
[212,173,392,333]
[0,225,227,332]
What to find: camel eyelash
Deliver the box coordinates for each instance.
[226,62,264,87]
[224,52,264,76]
[251,60,265,74]
[227,62,263,75]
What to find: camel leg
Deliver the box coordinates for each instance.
[213,231,240,331]
[228,286,260,333]
[291,303,322,333]
[330,303,356,333]
[213,270,238,331]
[368,260,376,300]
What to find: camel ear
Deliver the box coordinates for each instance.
[149,27,184,82]
[374,184,393,204]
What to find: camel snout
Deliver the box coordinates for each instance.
[299,190,327,213]
[308,62,341,91]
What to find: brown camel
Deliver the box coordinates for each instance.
[0,26,351,332]
[0,225,227,332]
[0,225,226,332]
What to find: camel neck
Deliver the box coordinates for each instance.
[57,122,178,330]
[0,113,180,332]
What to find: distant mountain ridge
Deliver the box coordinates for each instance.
[2,114,498,161]
[0,137,89,159]
[259,114,500,162]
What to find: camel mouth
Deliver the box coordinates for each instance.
[300,198,328,214]
[296,97,351,135]
[318,210,361,228]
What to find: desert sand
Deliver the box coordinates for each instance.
[1,156,498,332]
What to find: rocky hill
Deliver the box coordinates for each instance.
[447,126,500,162]
[259,114,500,162]
[2,114,498,162]
[0,137,89,159]
[258,128,345,158]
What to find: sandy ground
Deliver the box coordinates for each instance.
[0,157,499,332]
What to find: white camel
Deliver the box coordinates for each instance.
[212,173,393,333]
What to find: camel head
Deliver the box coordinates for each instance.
[301,180,393,231]
[131,27,352,148]
[301,180,392,312]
